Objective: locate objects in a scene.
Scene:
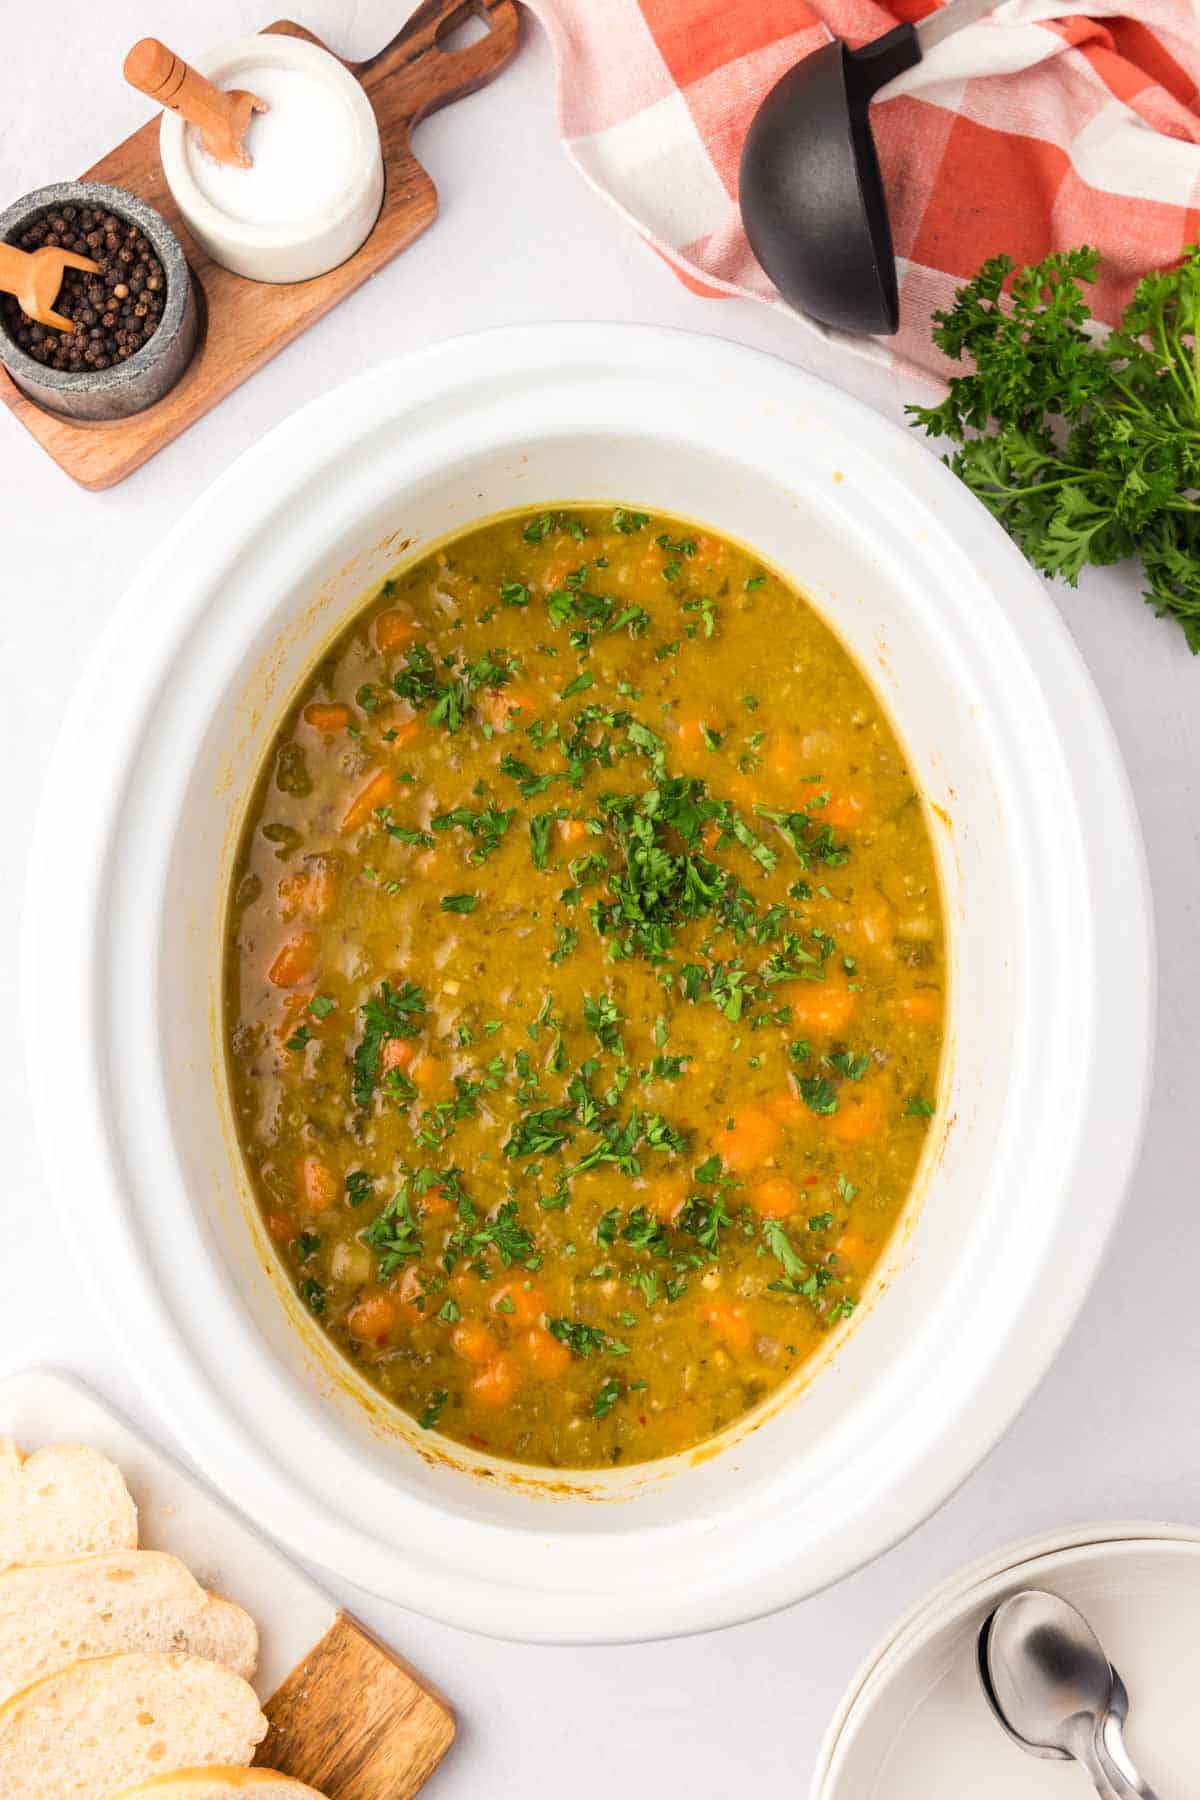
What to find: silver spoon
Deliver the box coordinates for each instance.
[978,1589,1158,1799]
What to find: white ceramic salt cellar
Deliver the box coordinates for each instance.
[159,35,383,283]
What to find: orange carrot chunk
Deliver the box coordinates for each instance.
[749,1176,799,1219]
[784,981,857,1035]
[348,1289,400,1344]
[827,1084,887,1145]
[516,1326,571,1380]
[373,610,420,654]
[302,701,352,735]
[704,1301,753,1354]
[471,1352,521,1407]
[490,1281,548,1326]
[451,1321,499,1367]
[818,791,868,829]
[296,1154,338,1213]
[711,1104,781,1173]
[340,768,395,834]
[268,930,320,988]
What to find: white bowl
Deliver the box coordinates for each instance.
[813,1528,1200,1797]
[24,325,1153,1643]
[159,36,383,284]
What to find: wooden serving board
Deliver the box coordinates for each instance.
[0,0,520,490]
[0,1367,455,1800]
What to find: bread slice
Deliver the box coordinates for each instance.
[0,1438,137,1571]
[0,1650,266,1797]
[113,1771,328,1798]
[0,1550,258,1705]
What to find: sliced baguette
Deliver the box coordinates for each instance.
[113,1771,329,1798]
[0,1649,266,1798]
[0,1438,137,1571]
[0,1550,258,1705]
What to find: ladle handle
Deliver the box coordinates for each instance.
[914,0,1002,53]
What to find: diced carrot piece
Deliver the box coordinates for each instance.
[819,791,868,829]
[348,1288,400,1343]
[265,1210,293,1244]
[277,860,337,921]
[268,931,321,988]
[490,1281,547,1326]
[711,1104,781,1173]
[296,1155,338,1213]
[471,1351,521,1408]
[516,1326,571,1379]
[411,1055,444,1095]
[559,817,590,845]
[749,1176,799,1219]
[784,981,857,1035]
[302,701,352,735]
[381,1037,417,1073]
[451,1321,499,1366]
[827,1084,887,1145]
[340,767,395,834]
[479,687,537,731]
[701,820,722,856]
[373,610,420,654]
[419,1188,453,1219]
[900,989,943,1026]
[704,1301,753,1354]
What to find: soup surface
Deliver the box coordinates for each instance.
[225,506,944,1469]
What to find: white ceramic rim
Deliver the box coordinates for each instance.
[159,35,382,251]
[810,1523,1200,1797]
[22,325,1154,1642]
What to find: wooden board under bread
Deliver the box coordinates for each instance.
[0,1367,454,1800]
[0,0,520,490]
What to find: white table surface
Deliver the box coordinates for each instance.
[2,5,1197,1794]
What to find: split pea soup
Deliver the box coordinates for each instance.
[224,505,945,1469]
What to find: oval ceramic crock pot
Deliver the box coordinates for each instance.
[24,326,1153,1643]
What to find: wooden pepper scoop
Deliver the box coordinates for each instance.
[0,242,98,331]
[124,37,268,167]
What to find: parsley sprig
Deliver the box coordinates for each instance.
[909,244,1200,651]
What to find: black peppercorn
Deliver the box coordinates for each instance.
[0,203,167,373]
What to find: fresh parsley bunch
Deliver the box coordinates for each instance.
[908,244,1200,651]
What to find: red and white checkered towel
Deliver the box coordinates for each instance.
[523,0,1200,379]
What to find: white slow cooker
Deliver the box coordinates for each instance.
[25,326,1152,1643]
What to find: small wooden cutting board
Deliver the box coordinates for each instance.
[0,0,519,490]
[0,1367,454,1800]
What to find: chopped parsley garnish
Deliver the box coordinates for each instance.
[592,1376,621,1418]
[419,1390,449,1430]
[798,1074,839,1115]
[441,892,480,914]
[352,980,426,1108]
[363,1187,423,1274]
[905,1096,936,1117]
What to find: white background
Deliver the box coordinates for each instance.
[2,4,1198,1793]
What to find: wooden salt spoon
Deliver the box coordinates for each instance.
[0,242,98,331]
[124,37,268,168]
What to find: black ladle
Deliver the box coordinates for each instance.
[739,0,999,334]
